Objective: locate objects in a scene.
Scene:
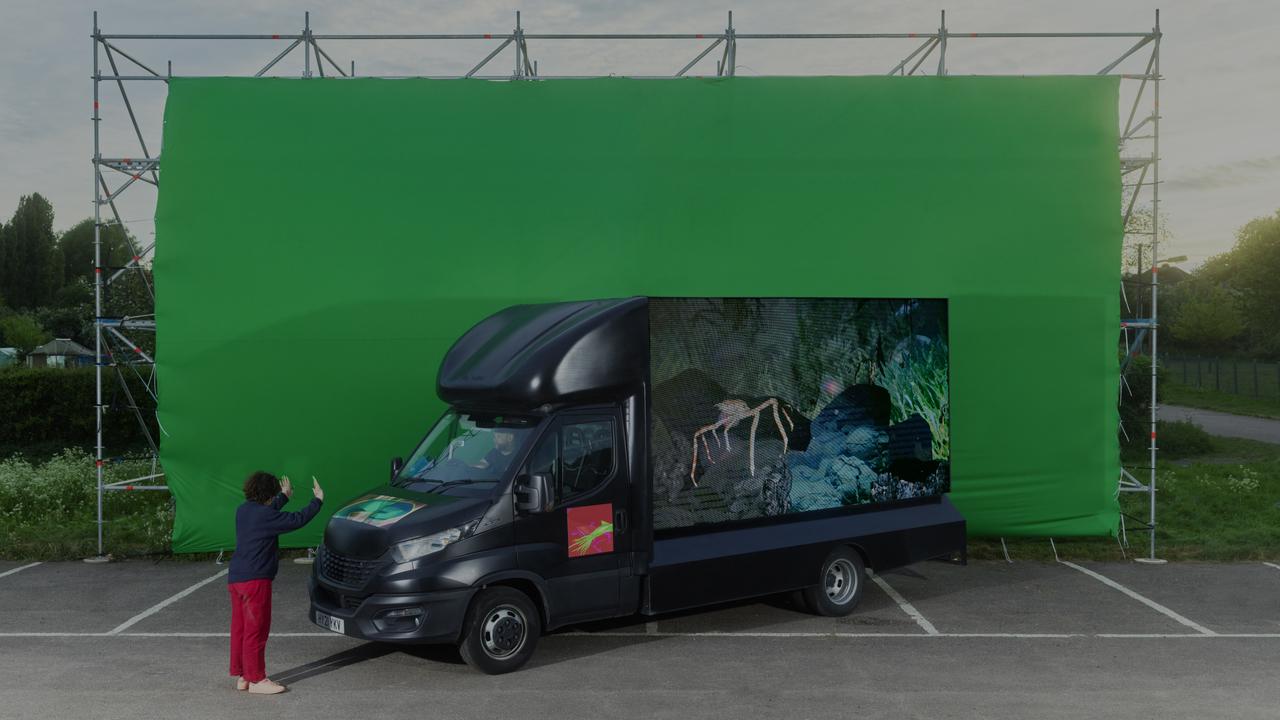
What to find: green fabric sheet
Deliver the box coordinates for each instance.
[155,76,1121,552]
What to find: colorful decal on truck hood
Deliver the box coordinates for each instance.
[567,503,614,557]
[333,494,427,528]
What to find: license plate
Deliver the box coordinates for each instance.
[314,610,345,634]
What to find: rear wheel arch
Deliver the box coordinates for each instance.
[842,542,872,572]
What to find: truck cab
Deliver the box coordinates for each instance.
[309,297,965,673]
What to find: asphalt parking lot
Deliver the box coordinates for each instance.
[1,558,1278,720]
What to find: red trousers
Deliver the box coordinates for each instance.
[228,579,272,683]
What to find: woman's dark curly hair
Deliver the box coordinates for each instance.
[243,471,281,504]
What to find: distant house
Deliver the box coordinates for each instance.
[0,348,17,368]
[27,338,95,368]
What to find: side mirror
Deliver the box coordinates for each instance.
[515,473,554,513]
[390,456,404,481]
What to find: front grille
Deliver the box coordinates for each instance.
[319,546,381,588]
[314,584,365,612]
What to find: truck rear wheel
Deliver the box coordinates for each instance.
[802,547,865,617]
[458,587,541,674]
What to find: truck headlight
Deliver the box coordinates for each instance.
[390,522,477,563]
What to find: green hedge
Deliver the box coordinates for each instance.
[0,367,157,455]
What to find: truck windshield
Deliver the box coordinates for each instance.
[392,410,537,493]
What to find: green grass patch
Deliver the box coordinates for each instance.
[1162,381,1280,420]
[5,437,1279,563]
[973,436,1280,562]
[0,449,173,561]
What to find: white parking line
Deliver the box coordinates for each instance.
[107,569,228,635]
[1263,562,1280,572]
[0,632,341,638]
[571,631,1049,638]
[120,627,340,632]
[2,631,1279,639]
[0,562,42,580]
[867,570,939,635]
[1058,560,1217,636]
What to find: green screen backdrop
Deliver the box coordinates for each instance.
[155,76,1121,552]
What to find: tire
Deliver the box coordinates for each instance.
[802,547,866,617]
[458,587,541,674]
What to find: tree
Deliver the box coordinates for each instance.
[1198,210,1280,357]
[1120,206,1178,271]
[58,218,135,285]
[1166,282,1244,351]
[0,313,50,356]
[0,194,62,309]
[35,287,94,347]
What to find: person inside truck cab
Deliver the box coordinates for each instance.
[475,429,517,472]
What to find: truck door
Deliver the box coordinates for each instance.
[514,409,630,623]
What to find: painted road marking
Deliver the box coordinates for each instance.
[1059,560,1216,636]
[0,562,42,580]
[1,631,1279,639]
[1263,562,1280,572]
[572,631,1054,638]
[107,569,228,635]
[868,570,939,635]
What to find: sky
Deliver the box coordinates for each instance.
[1,0,1277,269]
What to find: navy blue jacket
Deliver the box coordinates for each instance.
[228,493,323,584]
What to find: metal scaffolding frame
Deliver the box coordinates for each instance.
[89,9,1164,560]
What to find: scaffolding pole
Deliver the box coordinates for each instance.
[88,10,1163,561]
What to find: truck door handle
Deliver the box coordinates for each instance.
[614,509,628,533]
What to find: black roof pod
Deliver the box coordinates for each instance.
[437,297,649,411]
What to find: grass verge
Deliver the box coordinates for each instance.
[0,449,172,561]
[5,437,1279,563]
[1161,381,1280,420]
[972,436,1280,562]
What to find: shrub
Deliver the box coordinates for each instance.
[0,449,172,558]
[0,367,157,455]
[0,449,166,520]
[1155,419,1214,459]
[1120,354,1169,452]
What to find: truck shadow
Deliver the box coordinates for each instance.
[272,642,465,685]
[273,643,407,684]
[546,592,807,643]
[569,592,806,634]
[273,644,395,685]
[278,593,855,680]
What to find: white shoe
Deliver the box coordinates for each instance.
[235,677,248,691]
[247,679,286,695]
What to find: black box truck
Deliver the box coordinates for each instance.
[310,297,964,673]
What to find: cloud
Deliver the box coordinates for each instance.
[1165,155,1280,192]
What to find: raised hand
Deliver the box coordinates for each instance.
[312,476,324,502]
[280,475,293,499]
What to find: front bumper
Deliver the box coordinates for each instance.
[309,573,475,644]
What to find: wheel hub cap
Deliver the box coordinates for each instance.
[482,606,526,658]
[825,558,857,605]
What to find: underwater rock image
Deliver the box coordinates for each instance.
[649,298,950,530]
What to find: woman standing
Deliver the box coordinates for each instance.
[228,471,324,694]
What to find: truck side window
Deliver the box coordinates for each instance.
[560,419,615,499]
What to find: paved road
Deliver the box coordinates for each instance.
[1159,404,1280,443]
[1,559,1278,719]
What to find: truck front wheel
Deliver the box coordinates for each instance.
[458,587,541,674]
[802,547,865,617]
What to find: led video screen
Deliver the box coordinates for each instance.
[651,298,949,530]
